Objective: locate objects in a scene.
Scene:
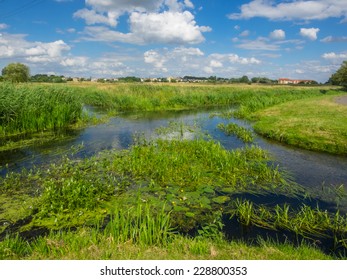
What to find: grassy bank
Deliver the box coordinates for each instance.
[253,94,347,155]
[1,225,332,260]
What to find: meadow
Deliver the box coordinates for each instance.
[1,82,347,260]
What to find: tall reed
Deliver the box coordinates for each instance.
[0,83,83,136]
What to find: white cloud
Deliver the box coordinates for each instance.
[240,30,250,37]
[74,0,210,45]
[321,36,347,43]
[270,29,285,40]
[85,0,163,13]
[300,28,320,40]
[0,23,9,30]
[236,37,280,51]
[184,0,194,9]
[73,8,119,27]
[227,54,261,65]
[322,52,347,64]
[228,0,347,21]
[144,50,167,68]
[210,60,223,68]
[60,56,89,67]
[130,11,210,44]
[203,66,214,74]
[81,11,211,45]
[0,33,70,63]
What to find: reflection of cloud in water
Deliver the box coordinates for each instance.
[155,131,196,141]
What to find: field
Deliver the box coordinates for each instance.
[1,82,347,260]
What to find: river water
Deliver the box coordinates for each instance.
[1,107,347,210]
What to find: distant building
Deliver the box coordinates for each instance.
[278,78,316,85]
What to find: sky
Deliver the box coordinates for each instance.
[0,0,347,82]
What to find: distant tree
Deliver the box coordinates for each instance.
[330,61,347,87]
[239,75,250,83]
[1,63,30,83]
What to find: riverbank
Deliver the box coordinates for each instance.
[253,94,347,155]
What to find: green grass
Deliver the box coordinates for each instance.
[2,134,346,259]
[253,94,347,154]
[0,83,84,137]
[217,123,255,143]
[73,83,333,113]
[1,83,347,259]
[0,227,333,260]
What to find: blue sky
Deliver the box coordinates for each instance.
[0,0,346,82]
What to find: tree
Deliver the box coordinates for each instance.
[330,61,347,87]
[2,63,30,83]
[239,75,250,83]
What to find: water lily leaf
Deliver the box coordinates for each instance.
[212,196,230,204]
[220,187,234,194]
[202,186,215,194]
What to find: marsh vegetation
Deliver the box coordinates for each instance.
[0,82,346,259]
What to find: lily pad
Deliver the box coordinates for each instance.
[212,196,230,204]
[220,187,234,194]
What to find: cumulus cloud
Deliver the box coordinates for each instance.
[144,50,167,69]
[85,0,163,13]
[81,11,211,45]
[228,0,347,22]
[74,0,210,45]
[73,8,119,27]
[210,60,223,68]
[0,33,70,63]
[270,29,285,40]
[300,28,320,40]
[322,52,347,63]
[227,54,261,65]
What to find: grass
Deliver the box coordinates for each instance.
[1,132,346,259]
[1,82,347,259]
[0,227,333,260]
[1,82,343,154]
[217,123,255,143]
[73,83,333,113]
[253,94,347,154]
[0,83,84,138]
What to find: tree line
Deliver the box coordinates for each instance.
[1,62,346,86]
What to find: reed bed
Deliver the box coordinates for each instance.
[0,83,83,137]
[74,83,331,114]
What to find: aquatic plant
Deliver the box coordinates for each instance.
[217,123,255,143]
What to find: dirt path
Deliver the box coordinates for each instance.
[335,95,347,106]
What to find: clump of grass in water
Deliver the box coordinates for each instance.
[229,199,347,250]
[104,203,172,246]
[217,123,255,143]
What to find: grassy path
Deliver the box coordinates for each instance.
[253,94,347,155]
